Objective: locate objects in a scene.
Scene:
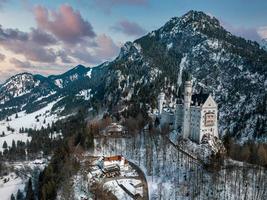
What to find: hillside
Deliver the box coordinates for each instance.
[0,10,266,144]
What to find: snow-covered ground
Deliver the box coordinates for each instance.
[0,99,66,151]
[0,158,48,200]
[93,131,267,200]
[0,173,25,200]
[0,133,30,152]
[104,180,132,200]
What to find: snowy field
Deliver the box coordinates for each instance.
[0,133,30,152]
[0,173,25,200]
[0,99,65,151]
[0,159,47,200]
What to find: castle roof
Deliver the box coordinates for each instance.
[191,93,209,106]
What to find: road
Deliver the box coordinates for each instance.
[128,160,149,200]
[100,160,149,200]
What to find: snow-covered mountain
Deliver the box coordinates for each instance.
[262,39,267,51]
[0,10,266,142]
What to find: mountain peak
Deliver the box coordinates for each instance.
[74,64,87,70]
[158,10,223,38]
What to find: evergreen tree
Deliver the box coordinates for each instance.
[12,140,16,149]
[10,194,15,200]
[16,189,24,200]
[25,178,34,200]
[2,141,7,149]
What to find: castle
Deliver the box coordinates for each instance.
[157,80,219,144]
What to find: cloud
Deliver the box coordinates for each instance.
[95,34,120,59]
[69,34,120,64]
[258,26,267,40]
[0,25,58,62]
[0,25,28,41]
[0,52,5,61]
[91,0,148,13]
[111,20,147,37]
[57,50,73,63]
[0,4,122,82]
[221,21,262,42]
[30,28,57,46]
[9,58,33,69]
[33,4,96,44]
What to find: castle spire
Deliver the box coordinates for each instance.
[182,80,193,139]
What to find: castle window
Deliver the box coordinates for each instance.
[205,113,215,126]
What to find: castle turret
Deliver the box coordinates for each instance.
[157,92,165,115]
[182,80,192,139]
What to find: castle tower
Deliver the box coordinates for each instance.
[182,80,192,139]
[157,92,165,115]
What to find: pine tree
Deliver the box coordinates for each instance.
[25,178,35,200]
[11,140,16,149]
[2,141,7,149]
[10,194,15,200]
[16,189,24,200]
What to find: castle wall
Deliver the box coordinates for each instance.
[161,110,175,127]
[189,106,201,143]
[174,104,183,130]
[199,106,218,142]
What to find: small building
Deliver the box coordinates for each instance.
[103,164,120,178]
[104,155,127,167]
[102,123,127,136]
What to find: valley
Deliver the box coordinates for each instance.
[0,10,266,200]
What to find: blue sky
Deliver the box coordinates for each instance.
[0,0,266,82]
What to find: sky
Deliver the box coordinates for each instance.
[0,0,266,82]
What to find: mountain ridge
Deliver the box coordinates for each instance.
[0,10,266,141]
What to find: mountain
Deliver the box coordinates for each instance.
[262,39,267,51]
[0,10,266,141]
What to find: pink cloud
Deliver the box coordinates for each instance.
[34,4,96,44]
[9,58,33,69]
[95,34,120,60]
[111,20,147,37]
[0,52,5,61]
[0,25,57,62]
[69,34,120,64]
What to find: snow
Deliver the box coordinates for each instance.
[133,42,142,53]
[0,98,65,151]
[0,159,48,200]
[104,180,132,200]
[76,89,92,100]
[92,129,266,200]
[54,79,63,88]
[70,73,78,81]
[0,173,24,200]
[33,91,56,103]
[177,55,187,89]
[0,133,30,152]
[167,42,173,50]
[87,68,92,79]
[117,179,142,196]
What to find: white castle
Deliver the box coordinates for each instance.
[157,80,219,144]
